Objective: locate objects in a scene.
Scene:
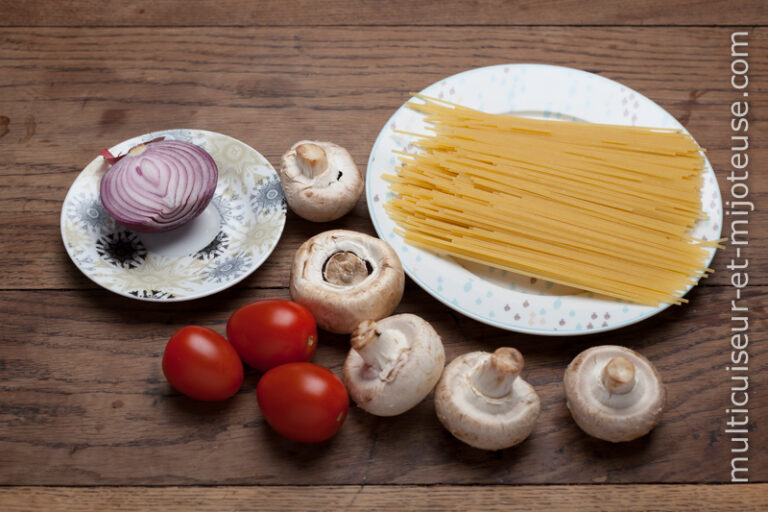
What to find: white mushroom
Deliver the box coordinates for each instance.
[435,348,540,450]
[343,314,445,416]
[290,230,404,334]
[279,140,364,222]
[564,345,666,442]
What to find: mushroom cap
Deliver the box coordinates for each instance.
[279,140,364,222]
[564,345,666,443]
[289,229,405,334]
[343,314,445,416]
[435,349,540,450]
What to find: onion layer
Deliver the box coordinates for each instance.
[99,140,218,233]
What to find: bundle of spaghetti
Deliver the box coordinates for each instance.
[383,94,723,306]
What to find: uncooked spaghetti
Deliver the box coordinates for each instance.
[383,94,722,306]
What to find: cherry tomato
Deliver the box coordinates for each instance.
[162,326,243,401]
[257,362,349,443]
[226,299,317,372]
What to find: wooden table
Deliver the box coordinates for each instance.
[1,1,766,510]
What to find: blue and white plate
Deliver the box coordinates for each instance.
[61,129,286,302]
[366,64,722,335]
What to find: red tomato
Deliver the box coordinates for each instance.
[162,326,243,401]
[257,363,349,443]
[226,300,317,371]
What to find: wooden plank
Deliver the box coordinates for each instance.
[0,27,766,288]
[2,485,768,512]
[0,0,765,27]
[0,198,373,290]
[2,27,763,162]
[0,286,765,485]
[3,170,764,290]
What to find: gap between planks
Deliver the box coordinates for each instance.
[0,24,765,28]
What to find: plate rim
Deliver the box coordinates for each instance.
[365,63,723,335]
[60,128,286,303]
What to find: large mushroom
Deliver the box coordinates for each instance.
[279,140,364,222]
[564,345,666,442]
[434,347,540,450]
[290,230,404,334]
[343,314,445,416]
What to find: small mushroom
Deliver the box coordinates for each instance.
[343,314,445,416]
[434,347,540,450]
[279,140,364,222]
[290,229,404,334]
[564,345,666,442]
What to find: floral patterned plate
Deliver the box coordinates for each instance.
[366,64,723,335]
[61,129,286,302]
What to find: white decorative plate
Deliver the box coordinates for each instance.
[366,64,722,335]
[61,129,286,302]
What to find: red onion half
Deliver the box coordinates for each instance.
[99,140,218,233]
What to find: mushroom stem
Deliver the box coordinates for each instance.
[471,347,523,399]
[351,320,406,379]
[602,356,636,395]
[323,251,369,286]
[295,143,328,178]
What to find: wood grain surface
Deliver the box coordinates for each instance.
[2,485,767,512]
[0,1,766,509]
[1,0,766,27]
[1,27,766,289]
[1,285,766,484]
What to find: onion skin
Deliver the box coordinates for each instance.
[99,140,218,233]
